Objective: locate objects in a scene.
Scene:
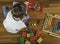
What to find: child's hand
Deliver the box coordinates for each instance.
[24,1,30,6]
[16,27,27,31]
[16,29,21,31]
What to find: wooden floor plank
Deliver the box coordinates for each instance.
[0,35,20,39]
[0,39,19,43]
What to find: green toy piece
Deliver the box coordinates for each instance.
[37,3,41,7]
[27,32,34,37]
[20,37,25,44]
[52,23,58,33]
[29,32,34,37]
[35,7,41,11]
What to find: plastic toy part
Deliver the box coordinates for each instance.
[22,32,26,38]
[25,41,31,44]
[58,22,60,29]
[20,37,25,44]
[29,32,34,37]
[31,41,38,44]
[35,30,40,37]
[28,28,32,32]
[37,37,43,43]
[51,18,56,27]
[27,32,34,37]
[52,23,58,33]
[32,23,37,26]
[30,36,37,41]
[27,33,30,37]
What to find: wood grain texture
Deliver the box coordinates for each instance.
[0,0,60,44]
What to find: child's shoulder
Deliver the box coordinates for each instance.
[7,10,12,15]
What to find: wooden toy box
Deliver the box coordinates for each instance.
[43,13,60,38]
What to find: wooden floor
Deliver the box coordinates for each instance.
[0,18,60,44]
[0,0,60,44]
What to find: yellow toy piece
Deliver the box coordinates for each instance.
[32,23,37,26]
[34,24,36,26]
[25,41,31,44]
[27,33,30,37]
[47,16,53,25]
[37,37,43,43]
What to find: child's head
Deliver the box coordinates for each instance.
[11,2,26,19]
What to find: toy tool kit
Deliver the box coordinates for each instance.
[43,13,60,38]
[27,0,44,13]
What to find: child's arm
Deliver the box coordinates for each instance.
[22,16,26,21]
[22,15,30,23]
[16,27,28,31]
[16,20,27,31]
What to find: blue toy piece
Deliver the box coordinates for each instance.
[58,22,60,29]
[20,37,25,44]
[28,28,32,32]
[32,2,36,5]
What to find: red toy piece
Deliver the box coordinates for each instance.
[35,30,40,37]
[22,32,26,38]
[30,36,37,41]
[51,18,57,27]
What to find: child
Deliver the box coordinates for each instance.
[2,2,29,33]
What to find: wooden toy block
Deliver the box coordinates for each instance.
[25,41,31,44]
[52,23,58,33]
[20,37,25,44]
[37,37,43,43]
[27,32,34,37]
[22,32,26,38]
[32,23,37,26]
[43,14,60,38]
[30,36,37,41]
[30,32,34,37]
[58,22,60,29]
[28,29,32,32]
[31,41,38,44]
[27,33,30,37]
[51,18,56,27]
[47,16,53,26]
[35,30,40,37]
